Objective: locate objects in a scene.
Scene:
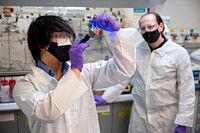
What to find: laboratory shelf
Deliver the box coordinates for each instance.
[0,71,30,77]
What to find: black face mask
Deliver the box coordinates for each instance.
[142,29,160,43]
[48,42,71,62]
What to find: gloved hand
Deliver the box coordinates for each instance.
[94,94,106,106]
[89,13,120,32]
[69,38,90,72]
[174,125,186,133]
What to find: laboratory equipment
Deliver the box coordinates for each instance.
[9,77,16,100]
[0,78,10,102]
[190,49,200,66]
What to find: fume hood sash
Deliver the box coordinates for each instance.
[0,0,166,8]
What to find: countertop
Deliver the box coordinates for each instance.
[0,94,133,111]
[0,102,20,111]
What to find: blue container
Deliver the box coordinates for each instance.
[193,70,200,90]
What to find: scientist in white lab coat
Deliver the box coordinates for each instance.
[13,14,137,133]
[95,12,195,133]
[129,12,195,133]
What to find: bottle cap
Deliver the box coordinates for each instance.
[9,77,16,85]
[1,77,8,86]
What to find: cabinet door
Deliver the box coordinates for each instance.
[17,110,31,133]
[97,103,112,133]
[112,101,133,133]
[0,110,18,133]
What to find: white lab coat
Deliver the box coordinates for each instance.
[128,38,195,133]
[13,28,137,133]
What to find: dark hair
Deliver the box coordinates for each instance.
[27,15,76,62]
[139,12,165,36]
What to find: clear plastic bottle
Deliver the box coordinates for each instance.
[1,77,10,102]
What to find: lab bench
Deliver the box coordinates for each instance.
[0,94,133,133]
[183,41,200,54]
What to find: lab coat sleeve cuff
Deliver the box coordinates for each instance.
[102,81,129,103]
[174,105,195,127]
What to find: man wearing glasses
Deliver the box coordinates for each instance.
[91,12,195,133]
[13,15,137,133]
[128,12,195,133]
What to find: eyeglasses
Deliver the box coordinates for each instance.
[138,23,158,34]
[51,32,70,40]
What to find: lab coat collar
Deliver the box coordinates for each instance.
[142,38,173,56]
[37,60,55,77]
[37,60,70,77]
[154,38,173,56]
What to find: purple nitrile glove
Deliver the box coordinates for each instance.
[69,38,90,72]
[89,13,120,32]
[174,125,186,133]
[94,94,106,106]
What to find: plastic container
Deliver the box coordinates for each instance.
[1,77,10,102]
[9,77,16,100]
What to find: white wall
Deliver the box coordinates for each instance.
[151,0,200,33]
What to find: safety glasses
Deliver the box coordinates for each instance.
[50,32,72,46]
[138,23,158,34]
